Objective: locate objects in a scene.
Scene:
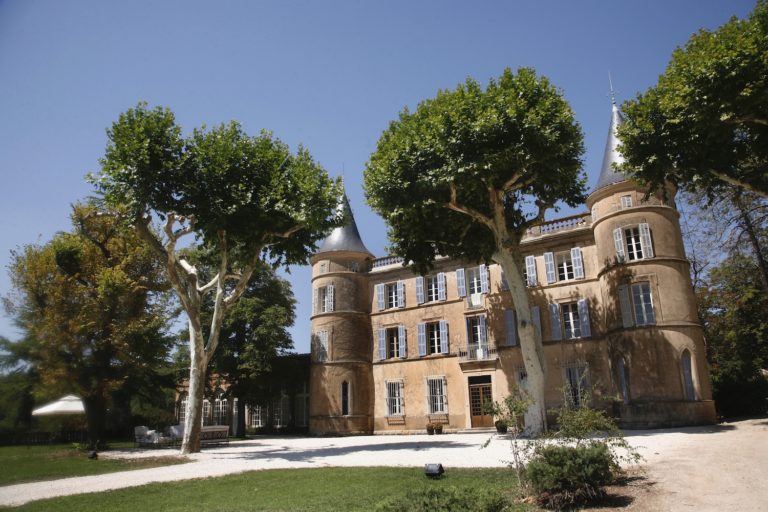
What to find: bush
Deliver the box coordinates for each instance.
[374,485,509,512]
[526,443,616,510]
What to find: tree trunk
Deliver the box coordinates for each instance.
[493,249,548,434]
[235,394,247,438]
[82,395,106,450]
[180,322,206,454]
[734,195,768,292]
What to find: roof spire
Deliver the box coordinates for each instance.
[315,183,373,257]
[592,83,630,192]
[608,72,616,105]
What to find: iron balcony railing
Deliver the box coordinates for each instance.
[458,343,498,362]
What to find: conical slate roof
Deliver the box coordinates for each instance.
[593,101,629,191]
[316,193,373,256]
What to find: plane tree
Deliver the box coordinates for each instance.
[364,68,585,433]
[91,103,340,453]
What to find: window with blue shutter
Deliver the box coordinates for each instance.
[479,264,489,294]
[578,299,591,337]
[531,305,542,341]
[378,328,386,360]
[618,284,634,328]
[396,281,405,308]
[417,323,427,357]
[439,319,449,353]
[479,315,487,343]
[376,284,385,311]
[525,256,538,286]
[549,303,562,341]
[437,272,447,301]
[505,309,517,346]
[456,268,466,297]
[571,247,584,279]
[398,325,407,358]
[544,252,557,284]
[415,277,425,304]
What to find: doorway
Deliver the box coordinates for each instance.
[468,375,493,428]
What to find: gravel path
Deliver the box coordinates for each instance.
[1,418,766,509]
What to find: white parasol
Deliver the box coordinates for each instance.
[31,395,85,416]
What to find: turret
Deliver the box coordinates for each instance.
[308,191,375,434]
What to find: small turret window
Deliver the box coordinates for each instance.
[613,223,654,262]
[617,281,656,327]
[313,285,335,314]
[620,195,633,209]
[341,381,350,416]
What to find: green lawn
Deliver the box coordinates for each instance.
[4,467,534,511]
[0,443,186,486]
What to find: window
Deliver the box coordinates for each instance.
[386,380,404,416]
[467,315,487,345]
[549,299,591,340]
[203,399,211,425]
[313,284,334,314]
[544,248,584,284]
[620,195,633,208]
[418,320,449,356]
[295,382,309,427]
[504,309,518,346]
[618,282,656,327]
[250,404,265,428]
[319,262,328,274]
[378,325,406,359]
[564,365,589,408]
[456,265,489,300]
[613,223,654,262]
[416,274,446,304]
[525,255,538,286]
[467,267,483,295]
[213,390,228,425]
[426,376,448,414]
[376,281,405,310]
[178,393,188,424]
[681,350,695,401]
[313,330,329,362]
[341,381,350,416]
[273,392,291,428]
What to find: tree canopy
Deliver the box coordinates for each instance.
[617,1,768,198]
[91,103,340,453]
[364,68,585,433]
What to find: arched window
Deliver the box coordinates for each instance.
[341,381,350,416]
[214,390,228,425]
[681,350,695,401]
[178,393,188,424]
[617,358,630,404]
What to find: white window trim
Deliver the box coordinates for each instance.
[426,376,448,415]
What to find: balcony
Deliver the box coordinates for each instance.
[458,343,498,362]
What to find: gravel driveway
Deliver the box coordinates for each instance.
[1,418,765,509]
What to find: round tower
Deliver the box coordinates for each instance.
[586,100,715,427]
[308,192,375,434]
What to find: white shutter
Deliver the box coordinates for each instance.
[505,309,517,346]
[591,205,598,221]
[418,322,427,356]
[312,287,319,315]
[378,327,386,360]
[480,264,489,294]
[578,298,591,337]
[396,280,405,308]
[439,319,449,353]
[525,255,537,286]
[415,277,425,304]
[613,228,625,262]
[549,303,562,341]
[639,223,654,258]
[398,325,407,358]
[479,315,487,343]
[618,284,634,328]
[544,252,556,284]
[437,272,446,301]
[456,268,466,297]
[571,247,584,279]
[531,305,541,341]
[376,283,385,311]
[326,284,334,312]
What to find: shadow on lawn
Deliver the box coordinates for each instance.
[207,439,479,462]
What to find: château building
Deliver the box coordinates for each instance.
[307,101,716,433]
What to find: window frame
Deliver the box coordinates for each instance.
[426,376,448,415]
[385,380,405,417]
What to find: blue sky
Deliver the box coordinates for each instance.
[0,0,755,353]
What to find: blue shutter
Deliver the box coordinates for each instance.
[479,315,487,343]
[439,319,449,353]
[571,247,584,279]
[639,223,654,258]
[437,272,446,301]
[480,264,489,294]
[415,277,425,304]
[378,328,386,360]
[376,284,385,311]
[544,252,556,284]
[578,299,591,337]
[531,305,541,341]
[396,280,405,308]
[456,268,466,297]
[549,303,562,341]
[525,255,538,286]
[613,228,625,262]
[505,309,517,346]
[417,323,427,357]
[398,325,407,358]
[618,284,634,327]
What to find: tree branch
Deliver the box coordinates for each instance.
[710,170,768,198]
[445,183,493,228]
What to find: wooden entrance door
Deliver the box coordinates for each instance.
[469,383,493,427]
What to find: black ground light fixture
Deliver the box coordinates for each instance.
[424,463,445,479]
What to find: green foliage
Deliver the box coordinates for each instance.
[374,486,509,512]
[618,1,768,198]
[364,67,584,271]
[526,443,615,510]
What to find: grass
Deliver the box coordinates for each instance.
[3,467,534,511]
[0,443,186,486]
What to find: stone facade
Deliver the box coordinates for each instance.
[308,104,716,434]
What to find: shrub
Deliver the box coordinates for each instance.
[374,485,509,512]
[526,443,616,509]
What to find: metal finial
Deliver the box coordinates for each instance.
[608,72,616,105]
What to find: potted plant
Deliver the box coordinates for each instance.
[494,419,509,434]
[426,423,436,435]
[433,423,443,434]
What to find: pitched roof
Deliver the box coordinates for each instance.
[316,193,373,256]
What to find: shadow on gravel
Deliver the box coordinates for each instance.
[622,423,736,438]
